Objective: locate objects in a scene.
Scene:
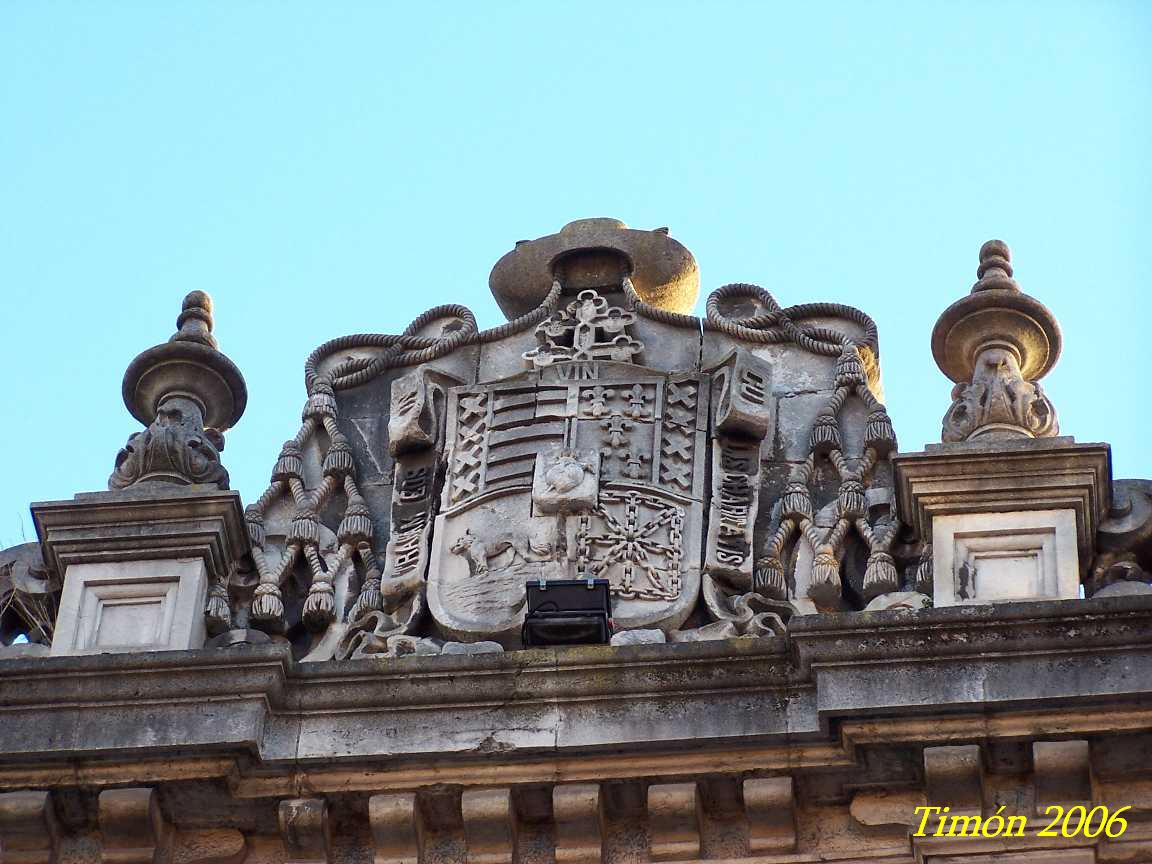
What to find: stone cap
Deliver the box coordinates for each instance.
[892,438,1112,560]
[122,292,247,431]
[930,240,1062,383]
[489,218,699,319]
[31,487,248,583]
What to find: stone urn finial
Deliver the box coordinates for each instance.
[109,291,247,490]
[931,240,1061,443]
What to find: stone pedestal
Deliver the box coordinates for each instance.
[894,438,1111,607]
[31,488,247,655]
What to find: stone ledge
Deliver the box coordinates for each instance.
[892,438,1112,558]
[789,594,1152,669]
[2,598,1151,778]
[30,487,248,582]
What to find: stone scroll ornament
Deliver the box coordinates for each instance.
[107,290,247,632]
[227,219,908,654]
[336,366,463,660]
[701,349,787,635]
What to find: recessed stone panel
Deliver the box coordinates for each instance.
[51,558,208,655]
[932,510,1079,607]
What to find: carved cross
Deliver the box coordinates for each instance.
[459,394,487,421]
[661,460,692,490]
[665,381,697,424]
[523,290,642,368]
[666,381,696,408]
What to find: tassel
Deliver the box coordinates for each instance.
[862,551,900,602]
[810,414,841,454]
[808,546,842,610]
[250,583,284,625]
[837,480,866,519]
[302,579,336,629]
[916,544,934,595]
[302,380,337,421]
[350,577,383,621]
[244,506,265,548]
[835,347,866,387]
[323,435,356,478]
[865,409,897,455]
[271,440,303,483]
[337,499,374,546]
[289,510,320,545]
[204,582,231,634]
[781,481,812,521]
[753,556,788,600]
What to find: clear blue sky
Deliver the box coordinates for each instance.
[1,2,1148,548]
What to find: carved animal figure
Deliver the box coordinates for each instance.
[450,513,553,576]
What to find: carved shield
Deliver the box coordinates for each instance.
[428,361,708,643]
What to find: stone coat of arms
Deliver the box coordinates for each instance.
[225,218,900,659]
[429,297,709,639]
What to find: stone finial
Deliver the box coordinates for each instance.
[931,240,1061,443]
[170,289,217,348]
[971,239,1019,293]
[489,218,699,319]
[109,291,247,490]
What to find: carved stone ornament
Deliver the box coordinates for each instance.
[933,240,1061,443]
[232,218,914,656]
[0,543,59,650]
[942,347,1057,442]
[523,289,643,368]
[533,446,600,514]
[429,351,707,643]
[109,291,246,490]
[109,396,230,489]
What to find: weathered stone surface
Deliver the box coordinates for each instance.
[440,640,503,655]
[7,222,1152,864]
[609,629,666,646]
[895,438,1112,592]
[0,790,58,864]
[51,558,209,655]
[489,219,699,320]
[863,590,931,611]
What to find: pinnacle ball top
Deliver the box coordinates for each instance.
[979,239,1011,266]
[183,290,213,315]
[973,238,1018,292]
[173,291,217,348]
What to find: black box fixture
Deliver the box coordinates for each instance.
[521,578,611,647]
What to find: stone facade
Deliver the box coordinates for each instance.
[1,221,1150,862]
